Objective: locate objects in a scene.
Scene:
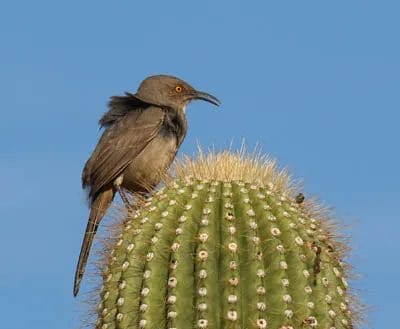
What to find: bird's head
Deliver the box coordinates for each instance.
[133,75,220,111]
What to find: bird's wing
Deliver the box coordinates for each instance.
[82,106,165,201]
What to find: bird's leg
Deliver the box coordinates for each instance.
[118,188,132,210]
[113,175,133,213]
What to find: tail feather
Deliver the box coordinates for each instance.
[74,188,114,296]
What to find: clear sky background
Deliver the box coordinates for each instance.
[1,1,398,328]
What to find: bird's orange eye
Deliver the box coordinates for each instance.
[175,85,183,93]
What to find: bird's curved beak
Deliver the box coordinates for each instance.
[187,90,221,107]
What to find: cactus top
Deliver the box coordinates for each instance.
[93,151,361,329]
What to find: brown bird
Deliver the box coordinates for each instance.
[74,75,220,296]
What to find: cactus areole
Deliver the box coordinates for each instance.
[95,152,357,329]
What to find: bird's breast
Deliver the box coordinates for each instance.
[121,134,178,192]
[161,108,187,147]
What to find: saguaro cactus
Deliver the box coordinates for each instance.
[95,151,358,329]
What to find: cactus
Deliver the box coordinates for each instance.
[95,151,359,329]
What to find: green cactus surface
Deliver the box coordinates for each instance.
[95,152,357,329]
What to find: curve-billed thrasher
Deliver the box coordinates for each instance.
[74,75,220,296]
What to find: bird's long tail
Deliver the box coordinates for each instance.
[74,188,114,296]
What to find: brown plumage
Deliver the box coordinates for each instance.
[73,75,220,296]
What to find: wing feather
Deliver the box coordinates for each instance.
[82,106,165,202]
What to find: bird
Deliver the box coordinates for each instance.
[73,75,220,296]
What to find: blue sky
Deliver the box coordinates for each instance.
[1,1,398,328]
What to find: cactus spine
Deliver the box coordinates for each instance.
[95,152,357,329]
